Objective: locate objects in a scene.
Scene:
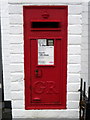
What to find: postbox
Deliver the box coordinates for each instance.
[23,6,68,109]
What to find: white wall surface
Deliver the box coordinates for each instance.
[81,2,88,92]
[1,0,88,119]
[1,0,11,100]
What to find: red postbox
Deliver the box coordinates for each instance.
[23,6,68,109]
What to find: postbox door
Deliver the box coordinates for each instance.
[31,38,62,105]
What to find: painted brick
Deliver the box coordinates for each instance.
[3,74,11,100]
[82,25,88,31]
[10,35,23,44]
[68,25,82,34]
[81,62,88,71]
[1,1,9,17]
[82,3,88,11]
[2,48,9,57]
[8,3,82,15]
[12,109,25,118]
[68,55,81,64]
[8,0,81,4]
[10,44,24,54]
[82,30,88,37]
[67,92,80,101]
[67,101,79,109]
[2,34,10,45]
[32,110,79,118]
[12,109,79,118]
[9,0,25,4]
[68,45,81,55]
[68,15,82,24]
[10,25,23,34]
[81,43,88,50]
[11,81,24,91]
[2,43,10,49]
[11,73,24,82]
[1,29,9,34]
[68,64,81,73]
[3,78,11,91]
[9,4,23,14]
[82,36,88,44]
[3,65,10,73]
[68,35,81,45]
[67,74,80,83]
[12,100,24,109]
[67,83,80,92]
[10,64,24,73]
[1,11,8,17]
[81,64,88,74]
[9,14,23,24]
[11,91,24,100]
[81,50,88,62]
[10,54,24,63]
[68,5,82,15]
[82,67,88,74]
[1,18,9,27]
[82,10,88,16]
[81,49,88,55]
[82,12,88,24]
[4,93,11,100]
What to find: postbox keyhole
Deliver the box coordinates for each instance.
[35,69,42,77]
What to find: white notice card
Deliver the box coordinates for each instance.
[38,39,54,65]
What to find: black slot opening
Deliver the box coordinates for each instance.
[32,22,60,28]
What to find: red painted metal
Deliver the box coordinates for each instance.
[23,6,68,109]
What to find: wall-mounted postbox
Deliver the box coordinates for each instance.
[24,6,68,109]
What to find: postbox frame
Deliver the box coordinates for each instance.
[23,5,68,109]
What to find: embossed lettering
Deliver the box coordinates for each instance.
[46,81,59,94]
[33,81,59,94]
[34,81,46,94]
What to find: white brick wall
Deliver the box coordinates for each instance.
[67,83,80,92]
[12,109,79,118]
[68,64,81,73]
[81,2,88,91]
[10,35,23,44]
[68,15,82,24]
[68,45,81,55]
[69,25,82,34]
[1,0,11,100]
[68,35,81,45]
[68,55,81,64]
[67,74,80,83]
[10,25,23,34]
[2,0,88,119]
